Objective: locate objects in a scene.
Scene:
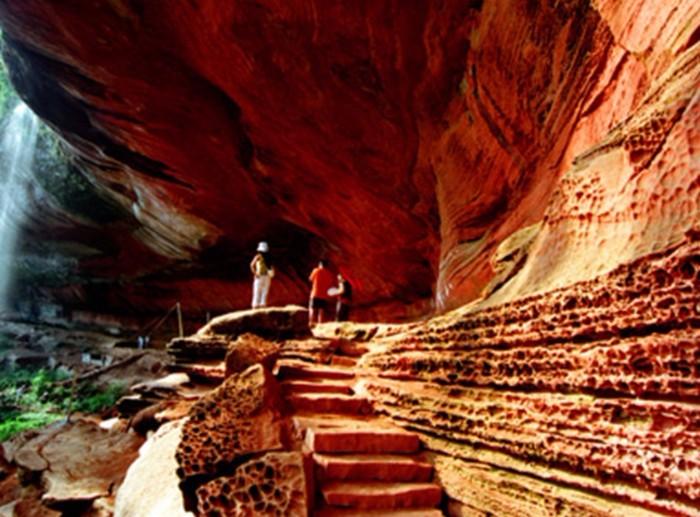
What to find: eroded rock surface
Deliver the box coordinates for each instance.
[115,419,193,517]
[167,307,309,364]
[175,365,284,508]
[198,306,310,340]
[0,1,697,515]
[167,336,234,363]
[224,333,281,378]
[6,420,142,513]
[196,452,308,517]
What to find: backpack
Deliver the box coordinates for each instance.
[342,280,353,300]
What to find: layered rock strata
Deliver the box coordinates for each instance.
[353,43,700,511]
[0,1,696,318]
[167,306,309,363]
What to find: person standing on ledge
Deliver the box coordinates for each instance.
[334,273,353,322]
[308,259,335,325]
[250,241,274,308]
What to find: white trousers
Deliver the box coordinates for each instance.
[252,275,271,308]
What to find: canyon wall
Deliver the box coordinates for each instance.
[0,1,698,512]
[0,0,695,320]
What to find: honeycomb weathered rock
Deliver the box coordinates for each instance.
[224,333,281,378]
[196,452,308,517]
[175,365,284,510]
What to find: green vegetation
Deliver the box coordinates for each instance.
[0,55,18,120]
[72,381,126,414]
[0,335,13,352]
[0,367,127,442]
[32,159,127,225]
[0,412,63,442]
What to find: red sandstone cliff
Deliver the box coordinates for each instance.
[0,0,695,320]
[0,4,699,513]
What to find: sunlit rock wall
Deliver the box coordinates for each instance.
[357,2,700,512]
[432,0,699,311]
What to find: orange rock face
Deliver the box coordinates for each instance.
[175,365,285,510]
[196,452,309,516]
[1,1,695,319]
[0,1,698,513]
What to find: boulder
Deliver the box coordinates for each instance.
[115,419,193,517]
[175,365,284,507]
[197,305,310,340]
[10,419,142,512]
[0,446,18,507]
[130,399,194,435]
[166,336,233,362]
[196,452,309,517]
[130,372,191,397]
[224,333,281,377]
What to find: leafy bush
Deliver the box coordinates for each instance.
[72,382,126,414]
[0,335,12,351]
[0,368,127,442]
[0,411,62,442]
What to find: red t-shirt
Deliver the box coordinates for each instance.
[309,267,335,300]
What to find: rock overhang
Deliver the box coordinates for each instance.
[0,0,696,322]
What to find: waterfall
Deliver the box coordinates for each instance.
[0,102,39,313]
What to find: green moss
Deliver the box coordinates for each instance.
[0,49,19,120]
[32,130,127,224]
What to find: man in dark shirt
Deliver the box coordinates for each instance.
[335,273,352,322]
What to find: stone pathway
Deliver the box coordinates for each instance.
[274,358,445,516]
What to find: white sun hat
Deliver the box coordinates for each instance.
[257,241,269,252]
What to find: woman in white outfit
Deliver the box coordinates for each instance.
[250,241,274,308]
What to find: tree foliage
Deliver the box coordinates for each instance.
[0,367,127,441]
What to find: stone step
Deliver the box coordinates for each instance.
[330,355,358,367]
[335,340,369,358]
[314,453,433,482]
[306,427,420,454]
[288,393,371,415]
[275,360,355,380]
[293,415,394,439]
[315,506,443,517]
[321,481,442,509]
[281,379,354,395]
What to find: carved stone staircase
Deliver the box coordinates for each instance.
[274,358,444,516]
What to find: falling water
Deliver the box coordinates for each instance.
[0,102,39,313]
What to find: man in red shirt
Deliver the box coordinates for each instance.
[308,260,335,325]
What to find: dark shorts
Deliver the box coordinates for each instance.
[310,297,329,310]
[336,302,350,322]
